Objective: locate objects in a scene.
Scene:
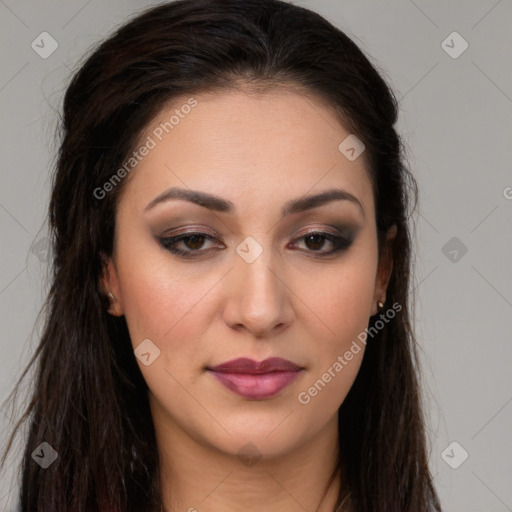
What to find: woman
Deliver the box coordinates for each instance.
[2,0,442,510]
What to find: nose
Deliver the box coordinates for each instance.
[222,248,295,338]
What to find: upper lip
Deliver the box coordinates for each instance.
[208,357,302,374]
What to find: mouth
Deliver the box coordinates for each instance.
[206,357,304,400]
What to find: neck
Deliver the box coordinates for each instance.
[156,415,342,512]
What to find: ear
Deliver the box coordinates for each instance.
[371,225,397,315]
[99,252,124,317]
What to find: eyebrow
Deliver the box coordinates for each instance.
[144,186,364,219]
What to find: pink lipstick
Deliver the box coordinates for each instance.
[207,357,303,400]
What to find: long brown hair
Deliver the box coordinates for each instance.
[2,1,442,510]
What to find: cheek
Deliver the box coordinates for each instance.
[113,232,215,360]
[116,261,221,404]
[323,274,374,347]
[118,265,217,348]
[296,279,369,415]
[304,253,377,350]
[294,247,377,409]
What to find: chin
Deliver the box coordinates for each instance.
[196,411,309,461]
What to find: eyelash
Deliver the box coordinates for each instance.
[157,230,354,258]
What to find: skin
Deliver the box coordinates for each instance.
[101,87,396,512]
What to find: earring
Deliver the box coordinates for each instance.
[107,292,116,302]
[377,300,384,311]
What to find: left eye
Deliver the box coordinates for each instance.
[292,232,352,254]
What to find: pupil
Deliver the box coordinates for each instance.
[185,234,205,249]
[305,234,324,250]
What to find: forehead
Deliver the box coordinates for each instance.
[119,89,374,218]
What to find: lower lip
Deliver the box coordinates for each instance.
[208,370,302,400]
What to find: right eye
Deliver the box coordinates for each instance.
[158,232,225,258]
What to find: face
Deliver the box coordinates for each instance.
[101,88,394,462]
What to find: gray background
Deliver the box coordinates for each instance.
[1,0,511,510]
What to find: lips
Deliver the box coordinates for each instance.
[209,357,302,374]
[207,357,303,400]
